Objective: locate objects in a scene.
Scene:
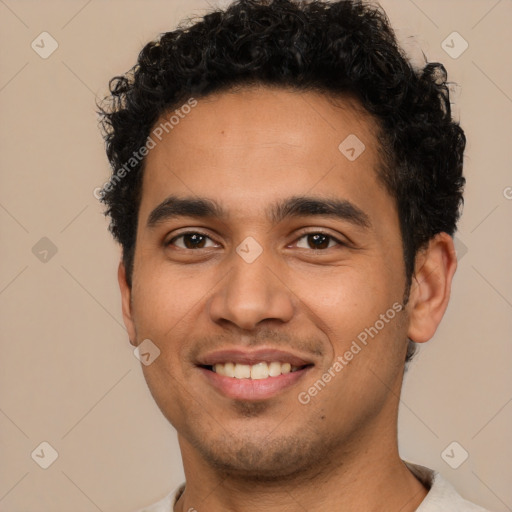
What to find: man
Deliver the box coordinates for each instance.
[98,0,490,510]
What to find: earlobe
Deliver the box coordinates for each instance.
[407,233,458,344]
[118,261,138,346]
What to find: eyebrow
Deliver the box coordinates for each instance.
[146,195,371,229]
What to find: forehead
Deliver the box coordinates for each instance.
[140,86,388,222]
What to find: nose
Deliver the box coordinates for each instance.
[207,248,295,331]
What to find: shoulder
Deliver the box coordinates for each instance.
[405,461,492,512]
[131,484,185,512]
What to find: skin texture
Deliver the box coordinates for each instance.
[118,86,457,512]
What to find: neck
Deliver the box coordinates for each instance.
[174,418,427,512]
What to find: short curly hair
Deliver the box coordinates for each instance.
[98,0,466,362]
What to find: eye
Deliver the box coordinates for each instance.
[167,232,219,250]
[166,230,346,251]
[294,232,344,250]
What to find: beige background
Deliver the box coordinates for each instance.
[1,0,511,511]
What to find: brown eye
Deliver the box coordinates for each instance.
[295,232,342,250]
[168,232,217,249]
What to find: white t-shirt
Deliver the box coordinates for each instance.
[134,461,491,512]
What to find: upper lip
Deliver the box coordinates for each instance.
[197,348,315,367]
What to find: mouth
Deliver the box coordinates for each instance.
[201,361,307,379]
[196,348,315,400]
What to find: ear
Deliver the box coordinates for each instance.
[407,233,458,344]
[118,261,137,347]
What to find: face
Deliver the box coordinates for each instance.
[121,87,412,479]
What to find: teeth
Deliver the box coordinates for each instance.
[213,361,300,379]
[224,362,235,378]
[281,363,291,374]
[251,362,269,380]
[268,361,281,377]
[234,364,251,379]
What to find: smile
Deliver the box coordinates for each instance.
[209,361,303,379]
[199,363,313,400]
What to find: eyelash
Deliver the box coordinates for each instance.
[166,230,347,251]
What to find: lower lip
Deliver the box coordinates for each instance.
[199,367,311,400]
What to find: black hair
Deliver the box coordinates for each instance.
[98,0,466,363]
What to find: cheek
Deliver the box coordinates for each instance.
[131,261,206,332]
[131,266,202,418]
[292,267,407,392]
[294,261,400,334]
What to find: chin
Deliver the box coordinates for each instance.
[191,430,333,482]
